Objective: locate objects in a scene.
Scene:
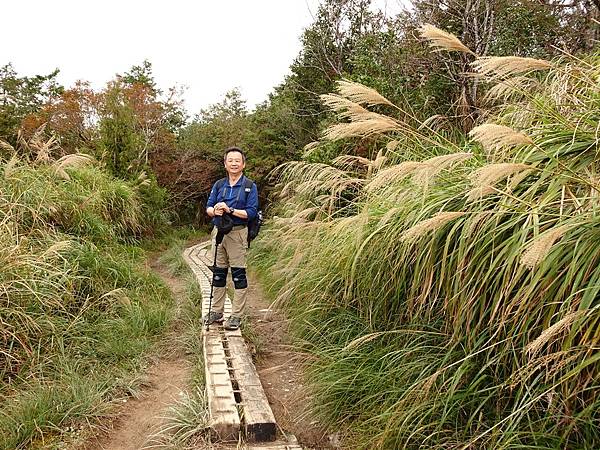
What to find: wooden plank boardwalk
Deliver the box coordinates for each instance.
[183,241,300,448]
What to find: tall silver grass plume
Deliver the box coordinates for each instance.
[412,152,473,186]
[41,240,72,259]
[525,310,585,356]
[472,56,553,79]
[54,153,96,169]
[367,161,425,191]
[303,141,320,152]
[468,163,532,200]
[418,114,447,131]
[469,124,533,153]
[378,207,400,227]
[508,168,535,190]
[371,149,387,171]
[332,155,372,170]
[0,139,15,154]
[465,211,494,235]
[51,153,96,180]
[3,154,20,179]
[136,170,152,187]
[320,94,375,122]
[483,76,535,104]
[471,163,532,186]
[520,224,571,269]
[401,212,465,242]
[323,116,403,141]
[419,24,475,55]
[335,80,395,107]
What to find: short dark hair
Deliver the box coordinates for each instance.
[224,146,246,162]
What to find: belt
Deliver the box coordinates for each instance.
[232,224,246,231]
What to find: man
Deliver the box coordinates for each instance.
[204,146,259,330]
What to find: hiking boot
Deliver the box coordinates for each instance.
[223,315,242,331]
[204,311,224,325]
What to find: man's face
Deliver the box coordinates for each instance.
[224,151,245,176]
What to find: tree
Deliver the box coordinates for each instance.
[178,88,249,162]
[0,64,63,143]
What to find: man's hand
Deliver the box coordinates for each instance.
[213,202,230,216]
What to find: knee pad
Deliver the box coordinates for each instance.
[212,266,228,287]
[231,267,248,289]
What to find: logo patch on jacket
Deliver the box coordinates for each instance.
[244,187,251,192]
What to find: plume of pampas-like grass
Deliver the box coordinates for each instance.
[520,224,571,269]
[323,116,404,141]
[472,56,553,79]
[335,80,395,107]
[468,163,532,200]
[332,155,372,171]
[412,152,473,186]
[525,309,585,356]
[320,94,376,122]
[51,153,96,180]
[386,140,400,152]
[303,141,321,155]
[484,76,536,104]
[401,212,465,242]
[419,24,475,55]
[367,161,425,191]
[469,124,533,154]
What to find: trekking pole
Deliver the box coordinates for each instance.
[205,230,224,331]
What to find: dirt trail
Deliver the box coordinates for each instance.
[81,260,192,450]
[79,246,331,449]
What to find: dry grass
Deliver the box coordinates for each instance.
[332,155,373,171]
[367,161,425,191]
[320,94,376,121]
[472,56,553,79]
[418,114,448,131]
[468,163,532,200]
[520,224,571,269]
[469,124,533,155]
[525,310,586,356]
[411,152,473,186]
[51,153,96,180]
[484,76,536,104]
[400,211,465,242]
[323,116,404,141]
[419,24,475,55]
[335,80,395,107]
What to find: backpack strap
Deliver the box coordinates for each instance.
[215,177,227,202]
[242,177,255,205]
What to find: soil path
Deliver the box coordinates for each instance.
[80,244,332,449]
[80,259,192,450]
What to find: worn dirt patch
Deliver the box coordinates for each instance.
[79,258,192,450]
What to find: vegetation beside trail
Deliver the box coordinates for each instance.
[251,44,600,449]
[154,238,211,448]
[0,150,174,449]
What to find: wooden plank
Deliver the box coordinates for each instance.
[185,241,281,444]
[203,331,240,441]
[228,336,277,442]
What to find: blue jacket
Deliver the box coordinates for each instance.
[207,175,258,226]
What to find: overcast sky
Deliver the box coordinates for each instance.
[2,0,405,115]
